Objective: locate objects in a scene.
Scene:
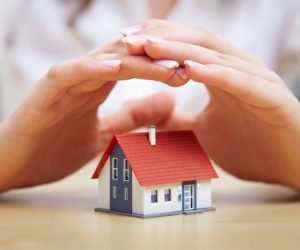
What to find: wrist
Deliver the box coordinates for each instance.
[0,121,31,191]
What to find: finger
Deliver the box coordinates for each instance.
[163,67,190,86]
[100,92,195,133]
[126,19,262,64]
[121,20,173,36]
[142,37,282,84]
[86,81,117,109]
[30,53,181,109]
[68,57,184,96]
[89,53,189,87]
[100,92,176,133]
[122,35,147,55]
[184,60,290,109]
[92,54,179,82]
[97,92,195,148]
[30,59,122,108]
[68,79,106,95]
[68,82,117,114]
[88,39,128,55]
[38,81,117,129]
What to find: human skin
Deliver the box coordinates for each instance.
[0,40,192,192]
[122,20,300,189]
[1,20,300,192]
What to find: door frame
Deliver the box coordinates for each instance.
[182,181,197,211]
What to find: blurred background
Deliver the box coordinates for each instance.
[0,0,299,121]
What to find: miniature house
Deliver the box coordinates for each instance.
[91,127,218,218]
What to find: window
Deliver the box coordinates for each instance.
[112,158,118,180]
[164,189,171,202]
[113,186,117,199]
[151,190,158,203]
[123,159,130,181]
[124,187,128,200]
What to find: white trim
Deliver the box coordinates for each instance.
[112,157,118,180]
[183,184,195,210]
[124,187,128,200]
[123,159,129,181]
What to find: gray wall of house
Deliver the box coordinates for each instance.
[110,143,132,213]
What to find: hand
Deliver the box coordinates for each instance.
[122,20,300,188]
[0,39,190,191]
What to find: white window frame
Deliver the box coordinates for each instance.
[112,158,118,180]
[124,187,128,200]
[164,189,171,202]
[151,190,158,203]
[123,159,130,181]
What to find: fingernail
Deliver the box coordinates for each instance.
[147,36,168,45]
[184,60,206,69]
[122,35,148,45]
[121,25,141,36]
[176,67,189,80]
[154,60,179,69]
[100,60,122,68]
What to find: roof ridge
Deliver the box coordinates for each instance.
[114,129,194,137]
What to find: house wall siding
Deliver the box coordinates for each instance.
[110,144,132,213]
[97,158,213,213]
[132,174,144,215]
[97,160,110,209]
[143,183,182,215]
[196,180,212,209]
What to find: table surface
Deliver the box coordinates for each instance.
[1,160,299,250]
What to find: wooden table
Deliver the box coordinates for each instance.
[1,161,299,250]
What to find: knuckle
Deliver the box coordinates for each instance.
[72,60,87,72]
[214,52,230,64]
[196,28,212,47]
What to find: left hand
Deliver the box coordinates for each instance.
[122,20,300,188]
[0,38,189,191]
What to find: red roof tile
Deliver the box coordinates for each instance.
[92,130,218,186]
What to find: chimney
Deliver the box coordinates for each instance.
[148,125,156,146]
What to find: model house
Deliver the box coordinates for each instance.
[91,126,218,218]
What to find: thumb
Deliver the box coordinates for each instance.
[97,92,196,149]
[100,92,175,133]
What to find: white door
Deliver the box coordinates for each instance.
[183,184,195,210]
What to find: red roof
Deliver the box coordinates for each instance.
[92,130,218,186]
